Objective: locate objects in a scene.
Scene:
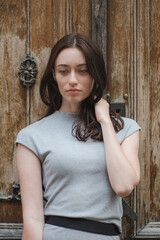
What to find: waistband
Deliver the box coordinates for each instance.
[45,215,120,236]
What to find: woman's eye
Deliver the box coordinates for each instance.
[59,70,68,74]
[79,69,88,73]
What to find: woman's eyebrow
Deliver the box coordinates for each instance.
[56,64,69,68]
[56,63,87,68]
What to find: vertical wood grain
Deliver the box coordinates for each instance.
[106,2,133,238]
[92,0,107,76]
[0,0,27,192]
[135,1,160,237]
[53,0,91,38]
[72,0,91,36]
[0,201,22,222]
[149,0,160,222]
[52,0,66,41]
[136,0,151,232]
[30,0,53,121]
[0,0,27,222]
[26,0,31,126]
[107,0,131,114]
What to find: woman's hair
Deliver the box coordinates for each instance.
[40,33,124,141]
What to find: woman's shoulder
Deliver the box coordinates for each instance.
[116,117,141,144]
[122,117,141,129]
[17,115,50,136]
[15,112,59,144]
[15,113,58,160]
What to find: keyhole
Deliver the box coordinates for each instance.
[116,108,121,114]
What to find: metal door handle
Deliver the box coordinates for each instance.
[0,182,21,201]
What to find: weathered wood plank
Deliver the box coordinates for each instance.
[106,1,137,239]
[0,0,27,222]
[30,0,53,51]
[52,0,66,40]
[30,0,53,121]
[53,0,91,37]
[72,0,91,36]
[0,1,26,191]
[136,0,160,237]
[92,0,107,66]
[149,0,160,222]
[130,0,138,120]
[130,1,140,237]
[136,0,151,232]
[0,201,22,223]
[107,0,131,112]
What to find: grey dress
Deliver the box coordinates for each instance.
[16,111,141,240]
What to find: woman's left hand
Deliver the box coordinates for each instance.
[95,99,140,198]
[95,98,111,124]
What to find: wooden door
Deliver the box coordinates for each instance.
[107,1,160,239]
[0,1,159,239]
[136,0,160,239]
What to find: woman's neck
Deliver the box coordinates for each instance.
[59,102,80,113]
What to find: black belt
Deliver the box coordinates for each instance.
[45,216,120,236]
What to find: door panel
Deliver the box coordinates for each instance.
[150,0,160,223]
[30,0,53,122]
[107,0,130,106]
[107,1,136,239]
[0,0,26,223]
[136,0,160,238]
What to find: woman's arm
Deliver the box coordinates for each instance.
[95,98,140,197]
[16,144,44,240]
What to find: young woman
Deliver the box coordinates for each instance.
[16,34,141,240]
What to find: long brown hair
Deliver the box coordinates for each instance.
[40,34,124,141]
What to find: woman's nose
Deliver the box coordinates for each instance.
[69,72,78,85]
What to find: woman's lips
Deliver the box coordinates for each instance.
[66,89,81,94]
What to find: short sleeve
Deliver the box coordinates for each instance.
[15,127,40,159]
[116,118,141,144]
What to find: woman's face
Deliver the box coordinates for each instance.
[54,47,94,113]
